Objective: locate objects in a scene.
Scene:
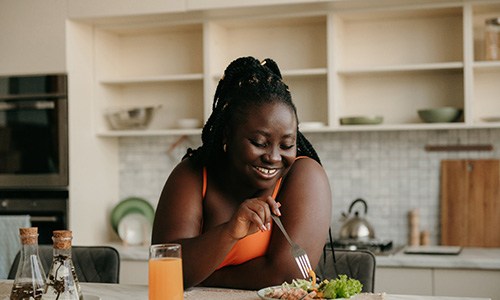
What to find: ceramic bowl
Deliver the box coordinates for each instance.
[417,107,462,123]
[340,116,383,125]
[105,106,159,130]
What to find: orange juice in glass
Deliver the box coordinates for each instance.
[149,244,184,300]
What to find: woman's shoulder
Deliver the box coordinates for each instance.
[284,156,329,188]
[290,156,324,173]
[167,158,204,185]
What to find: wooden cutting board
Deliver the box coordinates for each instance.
[441,159,500,247]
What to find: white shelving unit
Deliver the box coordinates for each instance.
[92,22,204,136]
[68,0,500,137]
[471,2,500,126]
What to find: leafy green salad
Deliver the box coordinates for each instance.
[281,274,363,299]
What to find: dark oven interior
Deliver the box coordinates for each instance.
[0,189,68,244]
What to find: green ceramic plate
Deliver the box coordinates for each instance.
[110,197,155,234]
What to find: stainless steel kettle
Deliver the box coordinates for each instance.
[339,198,375,240]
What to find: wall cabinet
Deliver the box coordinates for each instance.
[67,0,186,19]
[68,0,500,138]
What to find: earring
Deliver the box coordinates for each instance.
[223,144,227,152]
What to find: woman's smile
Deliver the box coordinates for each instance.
[253,165,279,178]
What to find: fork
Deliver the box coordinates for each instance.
[270,214,312,279]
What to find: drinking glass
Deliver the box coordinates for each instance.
[149,244,184,300]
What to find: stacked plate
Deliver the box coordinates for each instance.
[110,197,155,246]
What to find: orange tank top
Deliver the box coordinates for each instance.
[202,168,281,269]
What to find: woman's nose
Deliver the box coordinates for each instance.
[263,146,282,162]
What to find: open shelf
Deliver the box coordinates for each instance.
[67,1,500,138]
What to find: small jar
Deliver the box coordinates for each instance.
[485,17,500,60]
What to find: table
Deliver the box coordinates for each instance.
[0,280,491,300]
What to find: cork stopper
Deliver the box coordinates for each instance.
[52,230,73,250]
[19,227,38,245]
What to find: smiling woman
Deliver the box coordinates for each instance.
[152,56,332,290]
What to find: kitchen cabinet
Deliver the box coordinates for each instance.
[434,269,500,299]
[375,267,433,296]
[66,0,186,18]
[0,1,66,75]
[120,260,148,285]
[67,0,500,138]
[186,0,323,11]
[376,266,500,300]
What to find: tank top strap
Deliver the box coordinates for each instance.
[271,177,282,199]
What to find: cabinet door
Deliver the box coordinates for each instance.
[120,260,148,285]
[0,1,66,74]
[67,0,185,18]
[186,0,321,10]
[434,269,500,300]
[375,267,433,295]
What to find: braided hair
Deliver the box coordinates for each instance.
[184,56,321,166]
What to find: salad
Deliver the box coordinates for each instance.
[265,273,363,300]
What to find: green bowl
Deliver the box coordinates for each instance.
[340,116,383,125]
[417,107,462,123]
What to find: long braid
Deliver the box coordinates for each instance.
[184,56,322,166]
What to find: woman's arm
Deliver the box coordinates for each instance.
[201,157,332,289]
[151,159,281,288]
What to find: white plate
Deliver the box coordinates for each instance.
[117,213,151,245]
[83,294,101,300]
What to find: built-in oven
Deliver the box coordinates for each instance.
[0,189,68,244]
[0,74,68,189]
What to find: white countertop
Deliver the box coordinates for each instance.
[376,247,500,270]
[109,243,500,271]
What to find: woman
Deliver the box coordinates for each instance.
[152,56,331,290]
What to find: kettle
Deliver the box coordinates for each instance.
[339,198,375,240]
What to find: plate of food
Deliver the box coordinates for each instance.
[257,274,363,300]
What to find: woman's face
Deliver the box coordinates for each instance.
[226,101,297,191]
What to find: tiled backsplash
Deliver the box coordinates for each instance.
[119,129,500,246]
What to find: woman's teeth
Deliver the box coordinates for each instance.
[255,166,277,175]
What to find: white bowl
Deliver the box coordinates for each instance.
[177,118,201,129]
[299,122,326,129]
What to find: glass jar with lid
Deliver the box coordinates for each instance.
[485,17,500,60]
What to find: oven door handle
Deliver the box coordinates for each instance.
[0,101,55,111]
[30,216,59,222]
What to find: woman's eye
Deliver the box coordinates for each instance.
[281,144,294,150]
[250,140,267,148]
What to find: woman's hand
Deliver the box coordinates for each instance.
[225,196,281,240]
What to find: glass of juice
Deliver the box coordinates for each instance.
[149,243,184,300]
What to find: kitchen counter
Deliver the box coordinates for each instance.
[110,243,500,270]
[376,247,500,270]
